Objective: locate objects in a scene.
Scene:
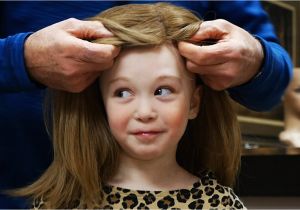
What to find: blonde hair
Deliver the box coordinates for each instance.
[12,3,241,208]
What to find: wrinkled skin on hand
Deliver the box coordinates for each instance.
[178,19,264,91]
[25,18,120,92]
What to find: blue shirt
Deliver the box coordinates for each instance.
[0,1,293,208]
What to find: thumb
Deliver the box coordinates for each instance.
[67,19,114,40]
[190,20,227,42]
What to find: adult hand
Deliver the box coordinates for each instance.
[178,19,264,90]
[24,18,120,92]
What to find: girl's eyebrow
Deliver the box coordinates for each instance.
[107,74,183,86]
[155,75,182,84]
[107,77,130,85]
[157,75,180,82]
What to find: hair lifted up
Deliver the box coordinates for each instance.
[90,3,201,46]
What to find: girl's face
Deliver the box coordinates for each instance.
[100,44,201,161]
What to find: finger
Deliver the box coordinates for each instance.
[178,41,227,66]
[201,75,230,91]
[189,19,229,42]
[186,60,228,76]
[199,63,238,90]
[186,60,204,74]
[64,18,114,39]
[83,58,115,72]
[80,73,100,91]
[70,61,114,84]
[194,74,217,89]
[200,76,219,90]
[74,38,121,63]
[65,72,99,93]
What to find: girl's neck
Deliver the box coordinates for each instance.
[107,152,198,191]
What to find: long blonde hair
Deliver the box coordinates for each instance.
[12,3,241,208]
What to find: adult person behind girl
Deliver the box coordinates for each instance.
[11,3,245,209]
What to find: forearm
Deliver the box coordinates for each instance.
[0,32,43,92]
[228,37,293,111]
[209,1,292,111]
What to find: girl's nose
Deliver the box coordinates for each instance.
[133,98,157,122]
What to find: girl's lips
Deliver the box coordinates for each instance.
[131,129,164,134]
[131,131,164,141]
[133,131,162,135]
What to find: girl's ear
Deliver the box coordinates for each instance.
[188,86,202,119]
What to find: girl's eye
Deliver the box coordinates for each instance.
[115,89,132,98]
[155,87,172,96]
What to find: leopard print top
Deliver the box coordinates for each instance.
[32,171,245,209]
[101,171,245,209]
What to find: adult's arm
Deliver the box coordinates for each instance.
[218,1,293,111]
[228,37,293,111]
[0,18,120,93]
[179,1,293,111]
[215,1,293,111]
[0,33,39,92]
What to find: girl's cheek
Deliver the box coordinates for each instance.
[161,102,189,128]
[107,106,131,132]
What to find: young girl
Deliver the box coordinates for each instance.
[14,3,245,209]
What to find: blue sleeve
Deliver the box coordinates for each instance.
[210,1,293,111]
[228,36,293,111]
[0,32,44,92]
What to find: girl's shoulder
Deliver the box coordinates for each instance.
[31,170,246,209]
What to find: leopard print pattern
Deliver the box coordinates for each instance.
[101,171,245,209]
[32,171,245,209]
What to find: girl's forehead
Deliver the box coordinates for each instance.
[99,43,196,85]
[99,44,196,93]
[111,44,189,76]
